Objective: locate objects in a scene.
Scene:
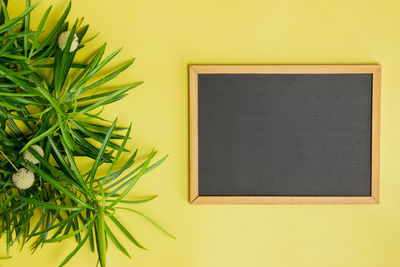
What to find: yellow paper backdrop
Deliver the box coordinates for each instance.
[4,0,400,266]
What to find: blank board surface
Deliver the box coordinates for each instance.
[189,65,380,204]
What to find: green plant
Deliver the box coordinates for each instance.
[0,1,173,266]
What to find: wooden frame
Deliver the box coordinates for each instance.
[189,65,381,204]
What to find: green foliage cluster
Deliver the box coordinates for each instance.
[0,1,171,266]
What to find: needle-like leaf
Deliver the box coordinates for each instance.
[105,195,158,204]
[19,123,58,153]
[105,223,130,258]
[27,162,94,210]
[42,215,95,243]
[0,1,38,34]
[115,207,175,239]
[107,213,146,250]
[59,222,93,267]
[16,196,83,211]
[89,119,117,189]
[29,5,52,58]
[32,1,71,55]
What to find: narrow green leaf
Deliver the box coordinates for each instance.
[80,59,134,93]
[59,222,93,267]
[28,210,81,238]
[28,77,66,116]
[0,37,16,57]
[72,121,127,133]
[0,101,25,111]
[88,224,95,253]
[33,63,87,68]
[0,30,38,40]
[95,207,107,267]
[107,214,146,250]
[75,82,142,115]
[0,1,38,34]
[19,123,58,153]
[28,148,86,194]
[16,196,83,211]
[27,162,94,210]
[0,0,10,22]
[0,92,36,97]
[70,121,126,151]
[42,216,95,243]
[90,119,117,188]
[105,223,130,258]
[33,1,71,55]
[23,0,31,56]
[54,19,79,97]
[47,136,84,187]
[104,123,131,180]
[1,54,28,60]
[57,136,93,198]
[115,207,175,239]
[105,195,158,204]
[58,115,77,151]
[29,5,52,58]
[101,150,138,190]
[106,151,158,205]
[68,43,106,93]
[70,47,123,97]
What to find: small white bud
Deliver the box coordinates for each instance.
[12,168,35,189]
[23,144,44,165]
[58,31,79,52]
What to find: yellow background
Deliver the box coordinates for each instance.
[4,0,400,266]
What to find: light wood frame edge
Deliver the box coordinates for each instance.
[189,66,199,203]
[191,196,378,204]
[371,65,381,203]
[189,65,381,205]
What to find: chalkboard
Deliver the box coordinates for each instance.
[189,65,380,204]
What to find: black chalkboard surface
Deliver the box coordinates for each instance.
[189,65,380,204]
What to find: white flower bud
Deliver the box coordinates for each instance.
[58,31,79,52]
[12,168,35,189]
[23,144,44,165]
